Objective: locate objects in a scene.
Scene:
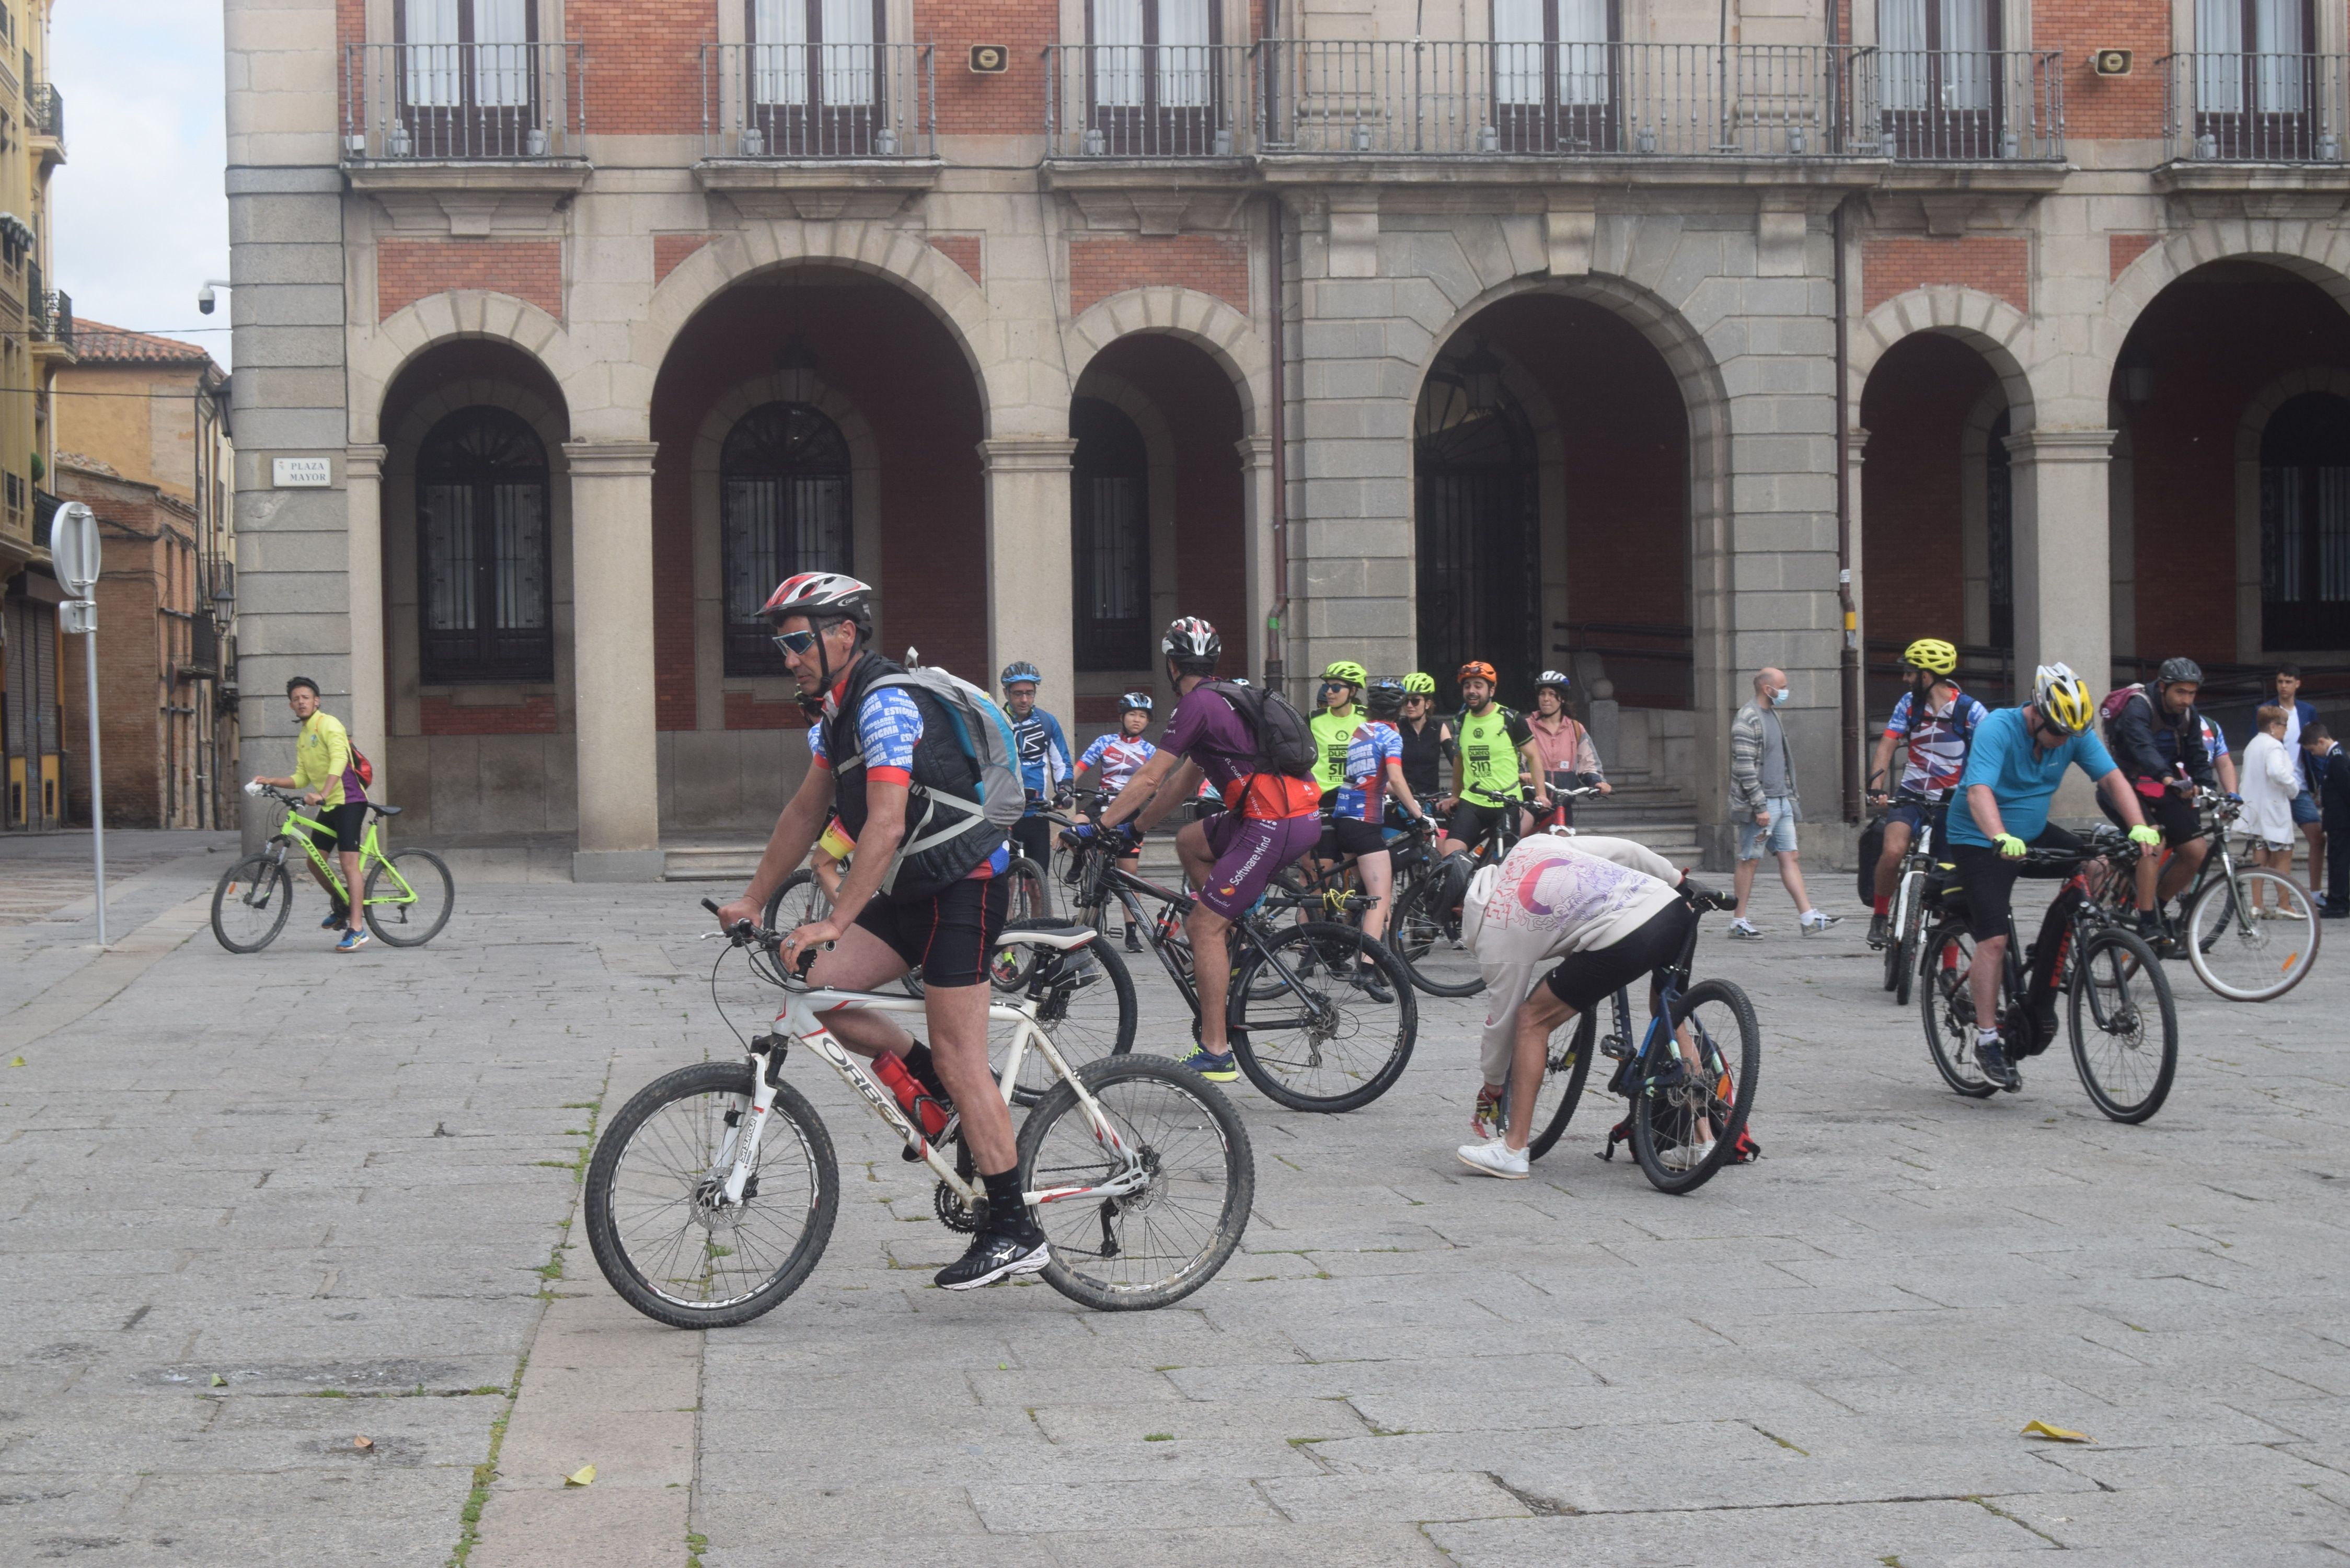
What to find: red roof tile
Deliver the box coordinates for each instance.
[71,319,220,368]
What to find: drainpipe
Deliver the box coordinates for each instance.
[1833,195,1859,824]
[1263,0,1288,696]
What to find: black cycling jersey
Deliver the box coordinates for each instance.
[1396,716,1450,799]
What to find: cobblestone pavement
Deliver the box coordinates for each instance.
[3,861,2346,1566]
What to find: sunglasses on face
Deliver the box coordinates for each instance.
[771,629,821,656]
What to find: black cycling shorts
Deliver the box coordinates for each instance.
[1945,823,2088,942]
[307,801,367,856]
[1445,798,1514,850]
[1543,901,1698,1012]
[1884,798,1943,836]
[1328,816,1390,859]
[854,875,1010,989]
[2101,782,2200,848]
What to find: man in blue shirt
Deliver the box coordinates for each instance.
[1000,661,1072,871]
[1945,664,2160,1091]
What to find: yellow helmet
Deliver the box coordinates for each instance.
[1401,672,1437,696]
[1320,659,1367,688]
[1902,637,1959,677]
[2033,663,2095,735]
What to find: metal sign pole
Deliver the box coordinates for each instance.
[52,502,105,946]
[84,622,105,945]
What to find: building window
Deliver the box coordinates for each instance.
[396,0,539,155]
[1416,346,1540,707]
[723,401,852,676]
[417,406,553,684]
[1879,0,2001,157]
[1088,0,1218,152]
[2195,0,2318,154]
[1070,397,1151,671]
[1492,0,1615,152]
[748,0,887,153]
[2262,391,2350,650]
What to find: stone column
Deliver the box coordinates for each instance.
[345,444,388,806]
[1237,433,1275,683]
[979,437,1078,699]
[2008,427,2116,813]
[563,441,664,882]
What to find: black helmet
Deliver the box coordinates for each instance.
[2158,656,2204,687]
[1365,677,1404,718]
[1161,616,1221,673]
[1118,690,1154,714]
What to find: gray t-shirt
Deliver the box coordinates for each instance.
[1758,708,1792,798]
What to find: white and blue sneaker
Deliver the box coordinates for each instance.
[336,928,370,954]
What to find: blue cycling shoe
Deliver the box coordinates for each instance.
[1178,1045,1239,1082]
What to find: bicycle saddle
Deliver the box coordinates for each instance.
[367,803,402,816]
[995,919,1099,951]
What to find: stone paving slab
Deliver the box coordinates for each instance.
[3,873,2349,1565]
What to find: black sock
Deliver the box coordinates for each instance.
[981,1167,1040,1241]
[903,1042,948,1102]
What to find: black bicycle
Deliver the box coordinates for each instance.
[1386,783,1599,998]
[1493,886,1760,1194]
[1064,827,1418,1113]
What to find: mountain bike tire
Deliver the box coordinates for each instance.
[363,849,454,947]
[999,925,1137,1108]
[1919,920,1997,1098]
[2183,868,2318,1002]
[1893,908,1919,1009]
[1020,1054,1254,1312]
[211,852,294,953]
[901,856,1053,999]
[2069,927,2178,1123]
[1511,1011,1596,1160]
[760,868,834,936]
[1630,978,1759,1195]
[1229,922,1416,1112]
[586,1060,838,1330]
[1388,867,1483,998]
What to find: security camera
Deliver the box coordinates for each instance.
[197,286,215,315]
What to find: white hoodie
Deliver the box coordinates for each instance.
[2240,729,2301,844]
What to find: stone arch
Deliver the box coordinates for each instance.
[2103,226,2350,376]
[2231,366,2350,659]
[640,224,1006,435]
[1850,288,2037,430]
[352,293,585,445]
[1062,289,1269,435]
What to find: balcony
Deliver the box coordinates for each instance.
[2162,52,2349,163]
[341,41,585,162]
[1045,44,1250,158]
[693,43,938,218]
[29,285,73,362]
[26,80,63,168]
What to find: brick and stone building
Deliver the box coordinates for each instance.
[225,0,2350,875]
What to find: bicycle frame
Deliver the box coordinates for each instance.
[1072,844,1321,1018]
[256,789,421,910]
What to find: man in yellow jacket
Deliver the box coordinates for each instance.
[251,675,371,951]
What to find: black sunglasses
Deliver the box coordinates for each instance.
[771,628,821,656]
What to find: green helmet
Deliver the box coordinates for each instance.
[1320,659,1367,689]
[1401,672,1437,696]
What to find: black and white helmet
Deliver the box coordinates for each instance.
[1534,668,1573,694]
[1161,616,1222,672]
[759,572,874,630]
[1119,690,1154,713]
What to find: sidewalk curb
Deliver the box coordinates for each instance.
[0,890,214,1053]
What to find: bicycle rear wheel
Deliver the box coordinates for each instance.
[211,852,294,953]
[1388,865,1483,998]
[1021,1054,1254,1311]
[761,868,834,935]
[2183,867,2318,1002]
[1919,921,1997,1098]
[585,1061,838,1330]
[363,848,454,947]
[2069,927,2178,1123]
[996,927,1137,1106]
[1629,978,1760,1194]
[1228,922,1417,1112]
[1507,1011,1595,1161]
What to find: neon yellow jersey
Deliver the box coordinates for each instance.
[1309,708,1358,793]
[291,710,356,809]
[1455,705,1531,805]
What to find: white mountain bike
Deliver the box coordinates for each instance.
[585,904,1254,1326]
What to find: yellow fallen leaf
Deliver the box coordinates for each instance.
[353,1435,374,1451]
[565,1464,596,1487]
[2022,1421,2092,1444]
[209,1374,226,1387]
[7,1056,25,1067]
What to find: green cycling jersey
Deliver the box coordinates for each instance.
[1309,707,1357,794]
[1454,704,1532,806]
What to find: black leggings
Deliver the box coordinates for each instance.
[1010,813,1054,871]
[1542,901,1699,1012]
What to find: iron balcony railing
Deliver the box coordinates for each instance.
[699,42,934,159]
[32,288,72,353]
[2162,51,2349,162]
[342,41,585,160]
[1872,49,2064,160]
[26,80,61,142]
[1045,44,1250,157]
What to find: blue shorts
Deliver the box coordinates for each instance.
[1884,798,1941,835]
[2292,790,2322,826]
[1737,797,1800,860]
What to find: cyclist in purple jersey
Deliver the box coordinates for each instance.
[1324,678,1432,1000]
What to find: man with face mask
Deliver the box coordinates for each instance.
[1727,667,1837,937]
[1864,639,1986,947]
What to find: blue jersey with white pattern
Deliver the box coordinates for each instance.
[809,687,1008,877]
[1009,709,1071,804]
[1078,732,1157,797]
[1333,720,1403,822]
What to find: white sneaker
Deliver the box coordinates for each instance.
[1662,1140,1716,1173]
[1727,918,1762,940]
[1456,1139,1530,1180]
[2273,905,2307,921]
[1800,910,1842,936]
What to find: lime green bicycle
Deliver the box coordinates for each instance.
[211,784,455,953]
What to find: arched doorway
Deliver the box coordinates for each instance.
[1069,395,1151,673]
[1415,340,1538,701]
[719,400,853,676]
[415,405,554,686]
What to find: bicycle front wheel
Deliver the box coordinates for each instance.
[1229,922,1418,1112]
[211,852,294,953]
[1920,921,1997,1098]
[1893,896,1920,1009]
[1629,978,1760,1194]
[585,1061,838,1330]
[2183,868,2319,1002]
[998,928,1137,1107]
[1020,1054,1254,1312]
[1508,1011,1595,1161]
[363,849,454,947]
[1388,867,1483,997]
[2069,928,2178,1123]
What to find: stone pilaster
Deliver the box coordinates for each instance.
[979,438,1079,700]
[563,440,664,882]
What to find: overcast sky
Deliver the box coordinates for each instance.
[52,0,232,366]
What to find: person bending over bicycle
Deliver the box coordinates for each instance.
[1437,661,1535,860]
[712,573,1045,1293]
[249,675,372,953]
[1865,638,1986,948]
[1457,832,1721,1179]
[1946,663,2160,1092]
[1323,677,1434,1002]
[1000,661,1073,874]
[1070,691,1158,950]
[2103,657,2223,941]
[1092,616,1323,1083]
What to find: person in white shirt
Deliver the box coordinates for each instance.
[1457,833,1710,1179]
[2239,705,2305,918]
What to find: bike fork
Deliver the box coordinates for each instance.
[719,1037,787,1204]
